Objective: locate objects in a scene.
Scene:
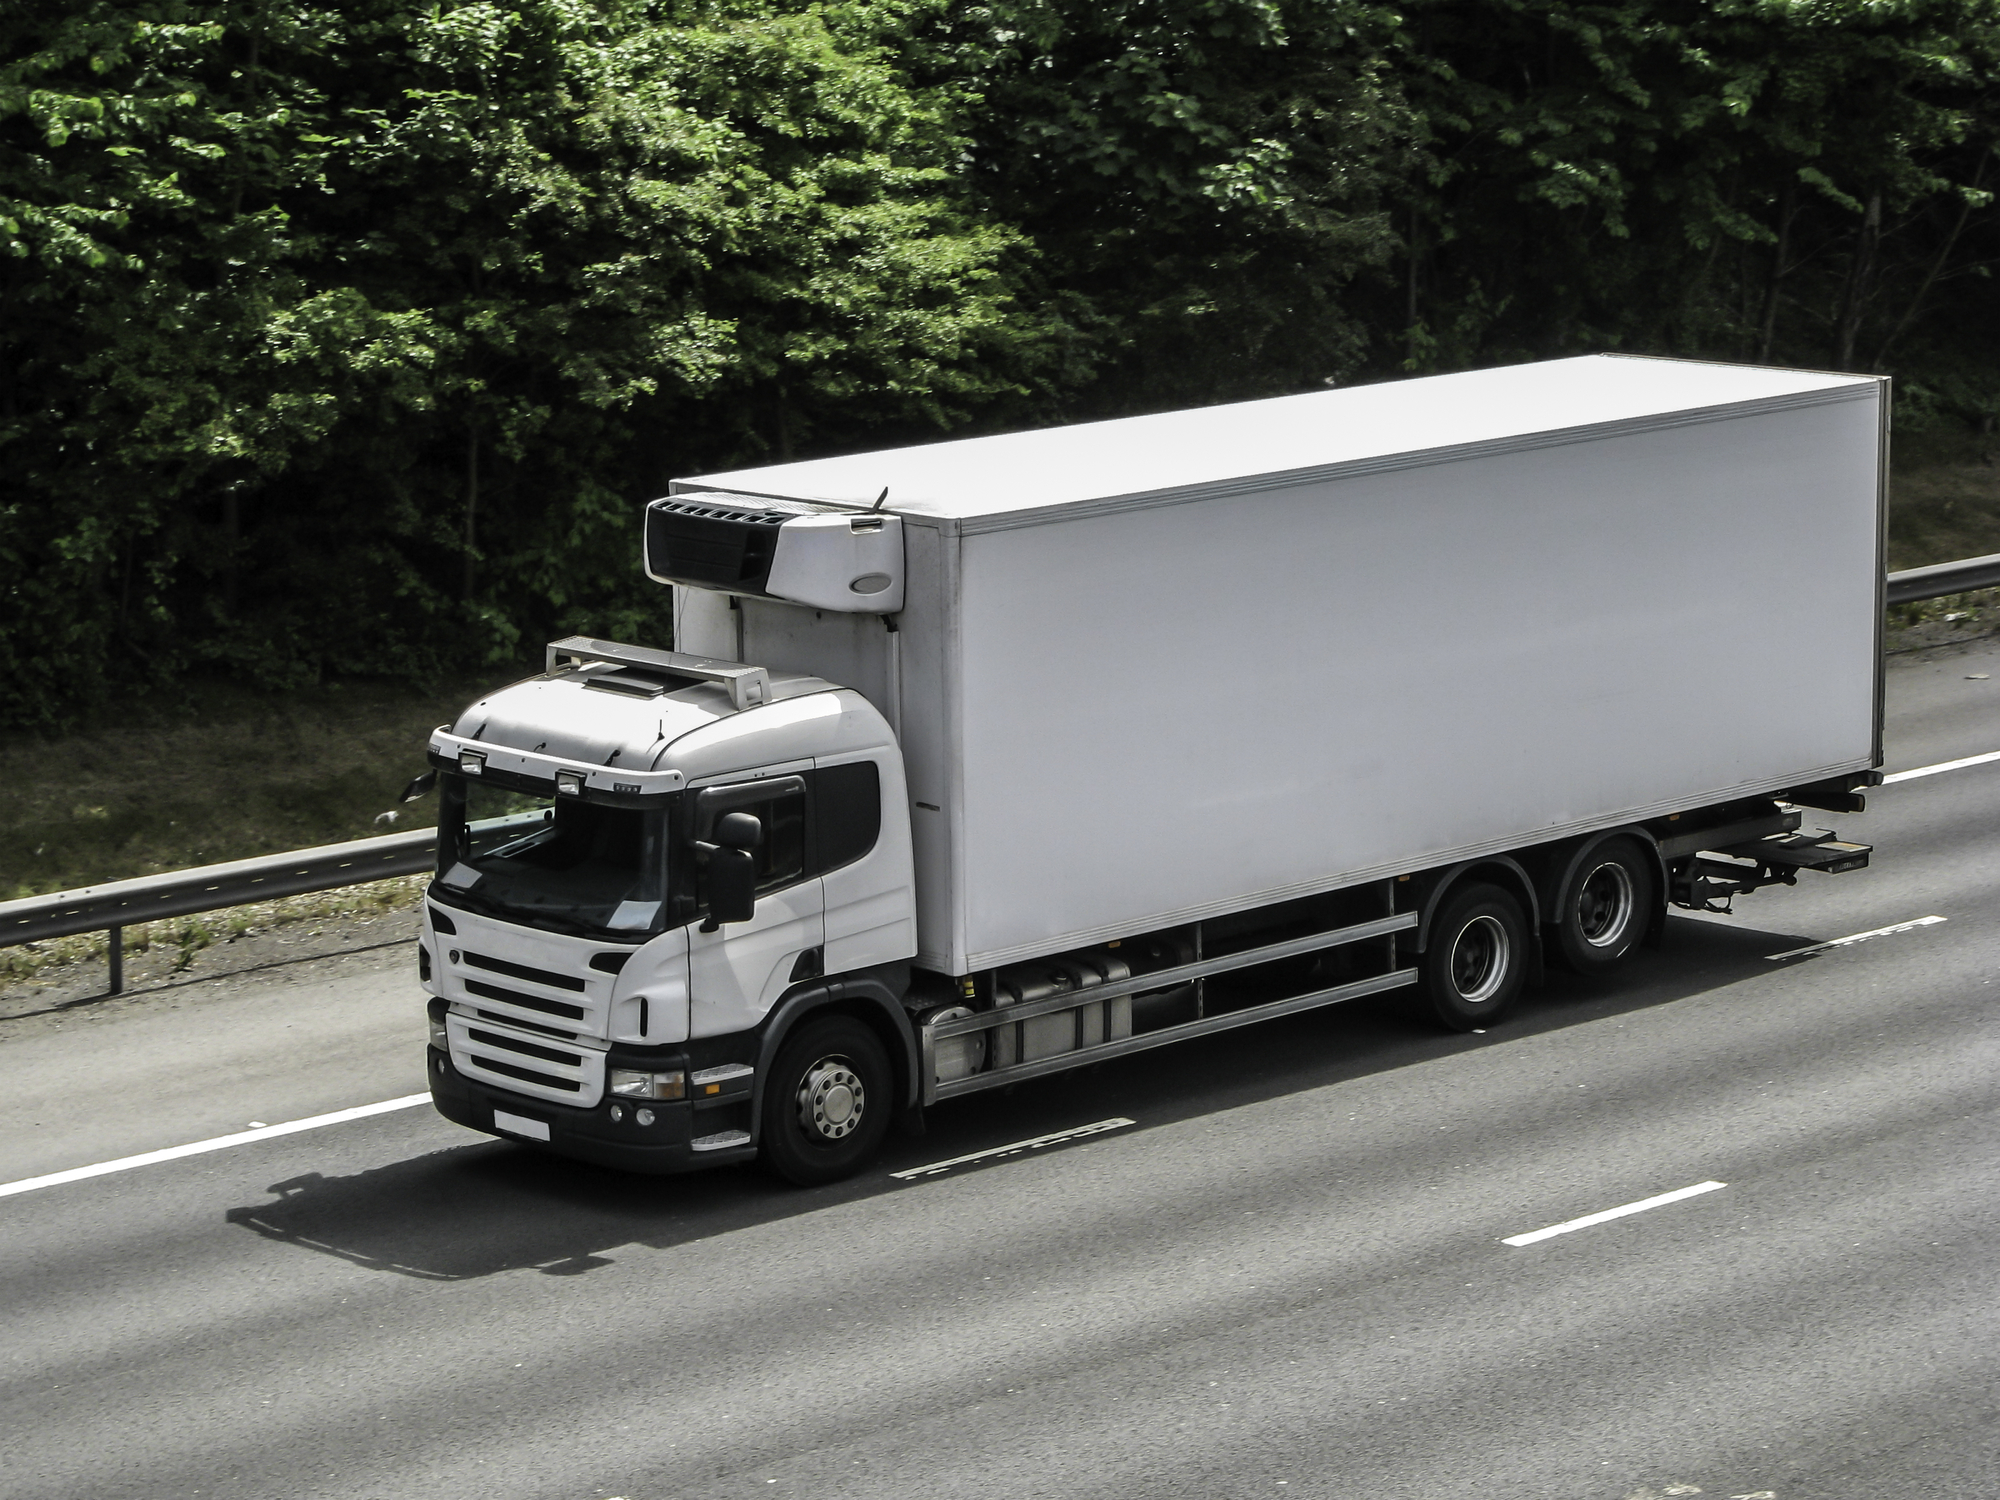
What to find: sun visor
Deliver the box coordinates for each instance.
[643,494,904,613]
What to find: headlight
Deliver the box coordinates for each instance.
[609,1068,685,1101]
[428,1015,450,1049]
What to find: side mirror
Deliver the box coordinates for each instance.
[400,770,438,804]
[704,848,757,930]
[698,812,762,930]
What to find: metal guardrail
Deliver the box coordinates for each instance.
[0,827,437,993]
[1885,551,2000,607]
[2,553,1994,998]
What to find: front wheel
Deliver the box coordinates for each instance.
[1420,882,1529,1032]
[760,1016,892,1187]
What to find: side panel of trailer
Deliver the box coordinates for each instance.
[675,366,1885,976]
[936,391,1880,971]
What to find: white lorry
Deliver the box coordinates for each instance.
[418,355,1885,1183]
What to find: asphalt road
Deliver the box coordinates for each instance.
[3,640,1996,1500]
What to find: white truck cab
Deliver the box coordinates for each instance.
[423,639,919,1182]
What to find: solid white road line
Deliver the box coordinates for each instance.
[1766,914,1946,962]
[890,1117,1137,1180]
[0,1094,432,1201]
[1882,748,2000,783]
[1503,1180,1727,1247]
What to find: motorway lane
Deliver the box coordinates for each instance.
[2,899,1993,1500]
[1,639,1996,1499]
[0,966,423,1182]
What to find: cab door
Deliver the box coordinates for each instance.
[686,776,824,1039]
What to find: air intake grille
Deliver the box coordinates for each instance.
[645,500,784,591]
[463,978,586,1021]
[448,1013,604,1106]
[464,950,586,993]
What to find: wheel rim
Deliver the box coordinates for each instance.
[1576,861,1636,948]
[1449,915,1510,1003]
[796,1056,866,1142]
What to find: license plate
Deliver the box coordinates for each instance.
[493,1109,550,1142]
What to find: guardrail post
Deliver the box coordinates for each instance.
[108,926,123,995]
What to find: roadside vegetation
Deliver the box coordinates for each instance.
[0,672,509,988]
[0,672,509,901]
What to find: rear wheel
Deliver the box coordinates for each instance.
[760,1016,892,1186]
[1420,882,1528,1031]
[1552,836,1657,976]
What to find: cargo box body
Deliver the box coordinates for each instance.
[672,356,1886,975]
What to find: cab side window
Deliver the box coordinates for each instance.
[686,765,876,920]
[814,761,881,872]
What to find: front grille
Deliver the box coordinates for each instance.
[471,1055,583,1092]
[463,978,586,1021]
[448,1012,605,1107]
[467,1027,582,1067]
[465,950,586,993]
[478,1009,575,1041]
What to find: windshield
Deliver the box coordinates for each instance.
[435,774,668,939]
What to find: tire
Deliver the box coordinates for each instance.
[1551,835,1657,976]
[759,1016,893,1187]
[1420,882,1528,1032]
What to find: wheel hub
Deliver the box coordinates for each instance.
[1576,861,1636,947]
[796,1057,865,1141]
[1449,914,1510,1003]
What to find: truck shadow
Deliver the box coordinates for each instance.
[222,912,1806,1280]
[223,1143,845,1280]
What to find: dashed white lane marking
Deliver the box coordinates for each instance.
[1766,914,1946,961]
[1882,748,2000,782]
[0,1094,431,1201]
[1503,1180,1726,1247]
[891,1117,1137,1180]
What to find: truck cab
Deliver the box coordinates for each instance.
[422,637,920,1183]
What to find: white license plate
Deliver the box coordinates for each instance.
[493,1109,550,1142]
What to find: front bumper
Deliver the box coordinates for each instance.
[428,1047,757,1175]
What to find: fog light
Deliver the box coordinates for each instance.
[636,1109,655,1127]
[608,1104,624,1122]
[459,749,485,775]
[556,770,584,796]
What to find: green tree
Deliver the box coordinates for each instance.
[963,0,1416,415]
[0,0,1057,726]
[1388,0,2000,382]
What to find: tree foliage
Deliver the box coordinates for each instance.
[4,0,1999,726]
[1,0,1051,723]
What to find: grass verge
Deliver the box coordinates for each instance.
[0,670,518,901]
